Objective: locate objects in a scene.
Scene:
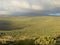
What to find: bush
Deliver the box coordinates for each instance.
[34,36,56,45]
[0,36,57,45]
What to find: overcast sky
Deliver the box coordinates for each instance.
[0,0,60,15]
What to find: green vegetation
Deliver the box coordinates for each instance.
[0,16,60,45]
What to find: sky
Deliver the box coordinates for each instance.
[0,0,60,15]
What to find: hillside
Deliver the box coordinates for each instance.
[0,16,60,36]
[0,16,60,45]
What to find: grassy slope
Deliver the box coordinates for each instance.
[0,16,60,37]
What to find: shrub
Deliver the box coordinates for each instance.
[34,36,56,45]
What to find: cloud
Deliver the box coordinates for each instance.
[0,0,60,15]
[0,11,10,15]
[52,0,60,6]
[32,5,43,10]
[9,0,30,9]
